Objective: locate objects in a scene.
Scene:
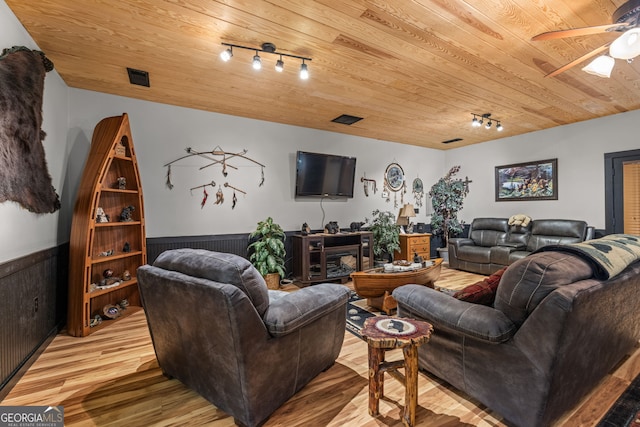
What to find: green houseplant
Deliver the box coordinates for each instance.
[428,166,470,256]
[248,216,286,289]
[368,209,401,263]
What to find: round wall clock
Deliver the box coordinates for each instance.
[385,163,405,192]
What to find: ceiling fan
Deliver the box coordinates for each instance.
[532,0,640,78]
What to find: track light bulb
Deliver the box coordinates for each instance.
[252,52,262,70]
[300,61,309,80]
[275,56,284,72]
[220,47,233,62]
[497,122,503,131]
[485,120,492,129]
[471,116,479,127]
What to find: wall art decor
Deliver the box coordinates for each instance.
[164,146,264,209]
[0,46,60,213]
[383,162,406,208]
[495,158,558,201]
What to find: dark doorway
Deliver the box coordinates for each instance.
[605,149,640,235]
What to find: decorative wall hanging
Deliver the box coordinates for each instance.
[360,174,377,197]
[383,162,406,208]
[0,46,59,213]
[164,146,265,209]
[495,158,557,201]
[412,177,424,208]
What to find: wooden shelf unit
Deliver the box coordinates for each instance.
[292,232,373,285]
[68,113,146,337]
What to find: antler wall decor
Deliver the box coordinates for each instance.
[164,145,265,209]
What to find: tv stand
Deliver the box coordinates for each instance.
[292,232,373,285]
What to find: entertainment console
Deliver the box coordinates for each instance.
[292,232,373,285]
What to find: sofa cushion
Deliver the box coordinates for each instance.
[153,248,270,316]
[494,251,593,326]
[453,267,507,305]
[526,219,588,252]
[469,218,509,247]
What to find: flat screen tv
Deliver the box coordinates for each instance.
[295,151,357,198]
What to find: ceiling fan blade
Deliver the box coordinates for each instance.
[532,23,630,41]
[545,43,611,78]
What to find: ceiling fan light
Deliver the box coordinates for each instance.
[610,28,640,60]
[582,55,615,78]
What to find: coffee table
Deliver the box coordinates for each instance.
[361,316,433,427]
[350,258,442,314]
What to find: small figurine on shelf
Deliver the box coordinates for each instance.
[122,241,130,253]
[89,314,102,327]
[117,176,126,190]
[98,249,114,257]
[118,299,130,310]
[301,222,310,235]
[120,205,135,222]
[96,207,110,223]
[103,304,122,319]
[122,270,131,281]
[103,269,114,278]
[115,140,127,156]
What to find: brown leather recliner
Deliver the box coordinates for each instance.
[137,249,350,427]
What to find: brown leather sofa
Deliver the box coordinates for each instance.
[137,249,350,427]
[393,248,640,427]
[448,218,593,274]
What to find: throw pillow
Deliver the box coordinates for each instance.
[453,267,507,306]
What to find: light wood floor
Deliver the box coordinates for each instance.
[3,265,639,426]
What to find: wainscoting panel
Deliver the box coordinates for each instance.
[147,232,296,276]
[0,244,67,399]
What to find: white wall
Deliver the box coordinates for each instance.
[445,111,640,229]
[68,89,446,237]
[0,0,69,263]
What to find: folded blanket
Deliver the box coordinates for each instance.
[534,234,640,280]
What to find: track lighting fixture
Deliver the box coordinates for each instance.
[220,42,312,80]
[470,113,504,132]
[252,52,262,70]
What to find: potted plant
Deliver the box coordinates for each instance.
[367,209,401,264]
[248,216,286,289]
[428,165,470,261]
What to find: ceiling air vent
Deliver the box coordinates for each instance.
[442,138,463,144]
[127,67,150,87]
[331,114,363,125]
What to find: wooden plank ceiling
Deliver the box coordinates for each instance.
[6,0,640,149]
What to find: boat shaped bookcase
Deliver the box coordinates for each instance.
[68,113,146,336]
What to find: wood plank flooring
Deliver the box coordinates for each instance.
[2,265,639,426]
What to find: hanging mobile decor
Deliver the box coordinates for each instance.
[215,186,224,205]
[189,181,216,208]
[163,145,266,209]
[412,177,424,208]
[223,182,247,210]
[166,164,174,190]
[201,188,208,208]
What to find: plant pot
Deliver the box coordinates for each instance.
[264,273,280,290]
[437,247,449,263]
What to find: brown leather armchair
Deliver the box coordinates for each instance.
[137,249,350,427]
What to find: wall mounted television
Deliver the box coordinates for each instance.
[295,151,357,198]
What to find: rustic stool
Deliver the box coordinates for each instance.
[361,316,433,427]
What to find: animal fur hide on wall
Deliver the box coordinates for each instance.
[0,46,60,214]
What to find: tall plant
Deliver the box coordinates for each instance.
[368,209,400,261]
[248,217,286,277]
[429,166,469,248]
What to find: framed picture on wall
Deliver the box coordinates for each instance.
[495,158,558,201]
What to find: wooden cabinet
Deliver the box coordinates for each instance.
[292,232,373,285]
[394,233,431,262]
[67,113,146,337]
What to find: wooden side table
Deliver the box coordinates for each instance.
[361,316,433,427]
[394,233,431,262]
